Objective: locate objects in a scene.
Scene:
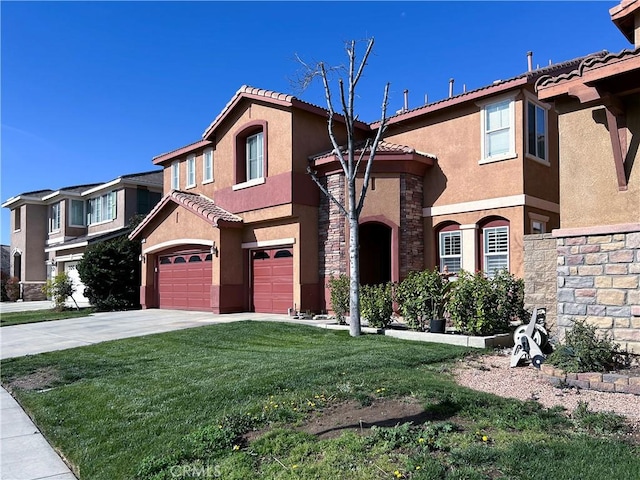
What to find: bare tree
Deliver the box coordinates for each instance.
[298,38,390,336]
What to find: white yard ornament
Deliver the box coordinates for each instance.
[510,308,549,369]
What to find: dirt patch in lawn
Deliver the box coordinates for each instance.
[5,367,61,392]
[246,397,443,442]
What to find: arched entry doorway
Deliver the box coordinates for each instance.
[359,222,391,286]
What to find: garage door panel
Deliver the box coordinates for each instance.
[252,248,293,314]
[158,251,212,311]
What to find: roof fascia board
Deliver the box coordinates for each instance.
[153,140,213,165]
[82,178,122,196]
[2,195,48,208]
[375,77,528,128]
[42,190,84,201]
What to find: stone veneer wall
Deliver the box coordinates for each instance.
[556,230,640,354]
[523,233,558,333]
[318,173,347,278]
[399,174,424,279]
[22,282,47,301]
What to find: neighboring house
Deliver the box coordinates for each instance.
[1,245,10,278]
[535,0,640,353]
[2,170,163,303]
[130,52,583,315]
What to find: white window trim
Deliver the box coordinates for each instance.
[483,226,509,276]
[171,160,180,190]
[186,154,196,189]
[524,91,551,166]
[246,131,264,181]
[69,199,86,227]
[477,93,517,164]
[528,212,550,234]
[49,202,61,233]
[203,148,214,184]
[439,230,462,274]
[88,191,117,225]
[232,177,265,191]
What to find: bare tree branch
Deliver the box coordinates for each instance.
[356,82,390,216]
[307,166,349,217]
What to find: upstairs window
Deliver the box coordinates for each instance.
[171,161,180,190]
[49,202,61,232]
[246,132,264,181]
[483,225,509,277]
[203,148,213,183]
[186,154,196,188]
[233,121,267,188]
[480,96,515,163]
[88,191,116,224]
[439,229,462,274]
[527,100,548,163]
[70,199,86,227]
[13,207,21,231]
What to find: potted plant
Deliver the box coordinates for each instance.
[427,270,451,333]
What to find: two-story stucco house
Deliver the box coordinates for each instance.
[130,53,589,315]
[535,0,640,352]
[2,170,163,303]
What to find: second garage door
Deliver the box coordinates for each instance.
[252,247,293,314]
[158,251,212,311]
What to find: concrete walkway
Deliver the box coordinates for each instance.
[0,308,328,479]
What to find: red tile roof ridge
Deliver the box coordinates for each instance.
[171,190,243,224]
[383,51,608,125]
[310,140,436,161]
[535,47,640,90]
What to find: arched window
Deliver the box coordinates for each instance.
[436,222,461,274]
[234,121,268,185]
[479,217,509,277]
[274,250,293,258]
[253,251,270,260]
[174,256,187,264]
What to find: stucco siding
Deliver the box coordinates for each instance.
[557,98,640,229]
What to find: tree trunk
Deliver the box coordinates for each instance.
[348,178,361,336]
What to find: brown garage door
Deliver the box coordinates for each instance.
[252,247,293,314]
[158,251,212,311]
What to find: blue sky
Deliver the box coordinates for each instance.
[1,1,630,243]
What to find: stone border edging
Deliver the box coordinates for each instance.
[539,364,640,395]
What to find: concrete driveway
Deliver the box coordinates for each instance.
[0,309,308,360]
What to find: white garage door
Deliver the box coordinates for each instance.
[65,261,90,307]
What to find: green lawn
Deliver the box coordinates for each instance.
[1,321,638,480]
[0,308,94,327]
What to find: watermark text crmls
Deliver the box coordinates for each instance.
[169,464,221,478]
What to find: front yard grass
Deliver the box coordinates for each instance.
[1,321,638,479]
[0,308,94,327]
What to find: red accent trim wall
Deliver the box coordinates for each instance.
[215,172,293,213]
[211,285,245,313]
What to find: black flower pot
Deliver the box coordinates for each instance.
[430,318,446,333]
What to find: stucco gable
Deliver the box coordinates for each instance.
[129,190,242,240]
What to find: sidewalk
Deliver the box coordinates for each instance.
[0,309,329,479]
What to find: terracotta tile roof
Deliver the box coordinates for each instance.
[171,191,243,224]
[310,140,436,161]
[202,85,329,139]
[129,190,242,240]
[382,51,608,126]
[535,47,640,90]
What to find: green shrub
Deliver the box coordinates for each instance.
[4,276,20,302]
[328,274,349,324]
[546,319,627,373]
[77,235,141,311]
[571,401,627,434]
[360,282,393,328]
[395,269,450,331]
[493,269,527,327]
[448,271,519,336]
[42,272,75,311]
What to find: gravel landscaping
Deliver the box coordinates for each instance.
[454,351,640,430]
